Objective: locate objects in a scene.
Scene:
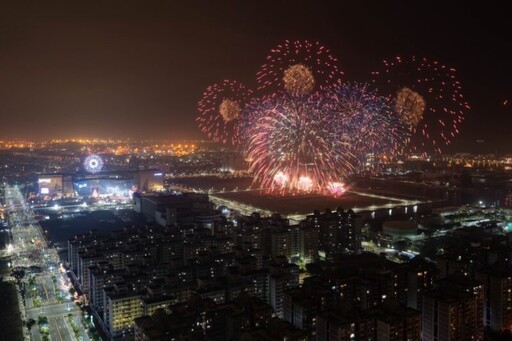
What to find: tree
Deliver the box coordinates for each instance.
[37,315,48,325]
[11,268,25,284]
[26,318,36,329]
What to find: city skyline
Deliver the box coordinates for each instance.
[0,1,510,151]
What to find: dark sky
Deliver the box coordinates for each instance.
[0,1,510,152]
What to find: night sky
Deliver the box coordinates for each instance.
[0,1,510,153]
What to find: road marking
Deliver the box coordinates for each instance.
[50,316,65,341]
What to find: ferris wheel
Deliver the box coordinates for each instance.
[83,154,104,173]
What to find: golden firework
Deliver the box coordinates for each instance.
[219,99,241,123]
[395,87,425,127]
[283,64,315,95]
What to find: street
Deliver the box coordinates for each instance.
[4,184,91,341]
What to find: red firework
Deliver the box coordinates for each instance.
[243,93,355,192]
[196,80,252,145]
[371,56,469,156]
[256,40,343,95]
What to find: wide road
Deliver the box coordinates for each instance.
[4,184,90,341]
[27,302,77,320]
[49,315,68,341]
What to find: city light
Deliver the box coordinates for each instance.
[0,3,507,340]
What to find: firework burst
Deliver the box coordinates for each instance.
[256,40,342,95]
[219,99,241,123]
[283,64,315,95]
[327,182,346,197]
[297,176,314,192]
[371,56,469,155]
[326,83,410,168]
[197,80,252,145]
[243,92,355,192]
[195,42,468,195]
[273,171,288,188]
[395,87,425,127]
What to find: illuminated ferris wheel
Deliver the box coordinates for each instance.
[83,154,104,173]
